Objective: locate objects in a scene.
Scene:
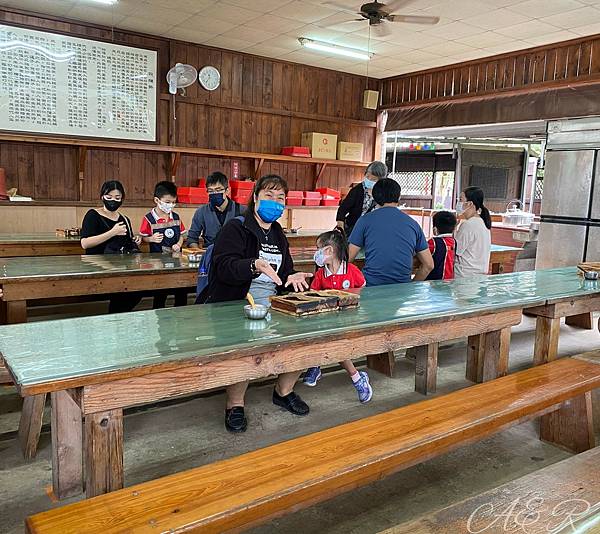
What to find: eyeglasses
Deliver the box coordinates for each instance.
[207,188,226,194]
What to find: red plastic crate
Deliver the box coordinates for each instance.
[177,187,204,196]
[197,179,206,188]
[303,191,322,200]
[316,187,340,199]
[321,199,340,207]
[178,195,208,204]
[303,199,321,206]
[281,146,311,157]
[230,180,254,191]
[232,193,252,204]
[287,198,303,206]
[287,190,303,198]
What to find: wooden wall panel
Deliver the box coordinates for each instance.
[0,8,377,203]
[381,33,600,109]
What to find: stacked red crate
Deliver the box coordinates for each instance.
[281,146,311,157]
[230,180,254,204]
[177,187,208,204]
[303,191,322,206]
[316,187,341,207]
[287,191,303,206]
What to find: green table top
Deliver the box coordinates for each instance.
[0,253,197,281]
[0,233,80,244]
[1,267,595,390]
[490,244,522,253]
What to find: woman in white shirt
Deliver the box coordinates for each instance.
[455,186,492,278]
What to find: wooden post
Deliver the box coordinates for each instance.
[534,316,561,365]
[85,409,124,498]
[18,394,47,460]
[540,392,595,454]
[414,343,438,395]
[170,152,181,181]
[466,328,511,383]
[78,146,87,201]
[313,163,328,190]
[51,391,83,499]
[565,312,594,330]
[254,158,265,180]
[367,351,395,377]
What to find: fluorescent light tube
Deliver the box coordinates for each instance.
[86,0,118,5]
[298,38,372,61]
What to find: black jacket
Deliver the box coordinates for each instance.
[336,183,374,234]
[198,214,295,304]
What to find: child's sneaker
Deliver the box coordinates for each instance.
[303,366,322,387]
[354,371,373,403]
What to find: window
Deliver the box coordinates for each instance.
[470,166,509,199]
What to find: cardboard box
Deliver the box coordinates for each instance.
[301,132,337,160]
[337,141,364,162]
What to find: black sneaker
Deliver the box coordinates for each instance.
[225,406,247,433]
[273,389,310,416]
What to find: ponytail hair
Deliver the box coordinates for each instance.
[316,227,349,264]
[464,186,492,230]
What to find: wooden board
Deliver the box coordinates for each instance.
[270,290,359,316]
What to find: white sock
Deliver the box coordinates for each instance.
[350,371,361,383]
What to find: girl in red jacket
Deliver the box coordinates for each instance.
[303,229,373,403]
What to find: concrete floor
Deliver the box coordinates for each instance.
[1,314,599,534]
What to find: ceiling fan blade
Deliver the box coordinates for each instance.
[322,1,361,15]
[388,14,440,25]
[372,22,392,37]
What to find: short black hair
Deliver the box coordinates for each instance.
[206,171,228,189]
[100,180,125,199]
[372,178,401,206]
[154,180,177,199]
[248,174,288,213]
[432,211,457,234]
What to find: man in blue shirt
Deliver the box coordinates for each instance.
[349,178,434,285]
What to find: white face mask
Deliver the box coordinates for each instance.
[159,201,175,214]
[456,201,465,214]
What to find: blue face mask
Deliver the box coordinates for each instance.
[257,199,284,223]
[363,177,376,190]
[209,193,225,208]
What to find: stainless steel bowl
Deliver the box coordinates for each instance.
[585,271,599,280]
[244,304,269,320]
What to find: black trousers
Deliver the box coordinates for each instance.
[152,288,189,309]
[108,292,144,314]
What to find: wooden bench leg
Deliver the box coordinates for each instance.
[18,394,47,460]
[51,391,83,499]
[85,409,124,498]
[414,343,438,395]
[565,312,593,330]
[5,300,27,324]
[534,316,560,365]
[466,328,511,383]
[540,392,595,454]
[367,351,395,377]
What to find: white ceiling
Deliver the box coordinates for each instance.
[4,0,600,78]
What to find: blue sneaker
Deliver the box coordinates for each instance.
[303,367,322,387]
[354,371,373,404]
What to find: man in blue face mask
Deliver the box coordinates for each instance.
[336,161,388,236]
[187,171,246,249]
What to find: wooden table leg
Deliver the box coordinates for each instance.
[534,316,561,365]
[466,328,511,383]
[51,391,83,499]
[5,300,27,324]
[18,394,47,460]
[85,408,124,498]
[565,312,594,330]
[414,343,438,395]
[366,351,395,377]
[540,392,595,454]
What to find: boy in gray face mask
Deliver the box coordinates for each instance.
[187,171,246,249]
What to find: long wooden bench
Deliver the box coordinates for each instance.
[380,445,600,534]
[26,356,600,534]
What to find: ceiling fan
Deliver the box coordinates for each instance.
[323,0,440,37]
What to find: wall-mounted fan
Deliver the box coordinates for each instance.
[323,1,440,36]
[166,63,198,123]
[166,63,198,95]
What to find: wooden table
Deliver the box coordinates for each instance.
[0,254,199,324]
[0,233,84,257]
[7,270,583,500]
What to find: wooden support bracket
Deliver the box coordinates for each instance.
[254,158,265,180]
[170,152,181,181]
[313,163,328,190]
[77,147,87,200]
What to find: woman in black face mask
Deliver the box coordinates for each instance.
[80,180,143,313]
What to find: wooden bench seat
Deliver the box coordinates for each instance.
[26,357,600,534]
[380,445,600,534]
